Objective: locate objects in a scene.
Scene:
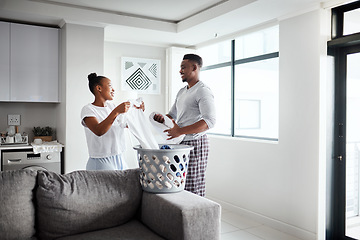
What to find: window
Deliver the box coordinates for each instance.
[234,56,279,139]
[197,25,279,140]
[201,66,232,135]
[344,8,360,35]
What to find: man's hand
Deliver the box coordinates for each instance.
[164,119,182,140]
[153,113,165,123]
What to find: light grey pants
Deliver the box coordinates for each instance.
[86,154,127,170]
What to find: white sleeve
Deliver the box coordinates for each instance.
[80,105,96,127]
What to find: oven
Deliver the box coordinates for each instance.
[2,150,61,173]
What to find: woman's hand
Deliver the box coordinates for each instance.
[116,101,131,114]
[134,101,145,111]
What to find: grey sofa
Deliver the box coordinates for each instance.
[0,169,221,240]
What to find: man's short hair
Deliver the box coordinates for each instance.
[183,54,203,68]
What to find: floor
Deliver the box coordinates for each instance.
[347,216,360,239]
[220,208,304,240]
[347,226,360,240]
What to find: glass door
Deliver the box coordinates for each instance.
[346,50,360,239]
[330,45,360,240]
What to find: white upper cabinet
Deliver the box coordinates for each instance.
[10,23,59,102]
[0,22,10,101]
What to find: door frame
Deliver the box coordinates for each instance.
[328,34,360,240]
[327,2,360,239]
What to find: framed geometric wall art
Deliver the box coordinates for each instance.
[121,57,161,94]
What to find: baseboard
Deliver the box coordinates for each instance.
[206,196,316,240]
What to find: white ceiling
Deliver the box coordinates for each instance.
[0,0,349,47]
[45,0,228,22]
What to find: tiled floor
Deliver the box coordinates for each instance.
[220,209,304,240]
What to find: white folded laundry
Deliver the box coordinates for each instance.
[149,112,185,144]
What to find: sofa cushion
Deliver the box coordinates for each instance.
[0,170,38,240]
[56,219,165,240]
[36,169,142,240]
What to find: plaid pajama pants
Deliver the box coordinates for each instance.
[181,134,209,197]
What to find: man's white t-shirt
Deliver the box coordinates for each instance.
[81,102,126,158]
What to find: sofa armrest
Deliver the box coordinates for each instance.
[141,191,221,240]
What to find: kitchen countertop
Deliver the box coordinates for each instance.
[1,142,64,151]
[0,144,32,150]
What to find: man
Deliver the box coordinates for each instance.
[154,54,216,196]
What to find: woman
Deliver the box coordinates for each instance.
[81,73,143,170]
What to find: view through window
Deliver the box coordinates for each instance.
[197,25,279,140]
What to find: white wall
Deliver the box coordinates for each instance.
[59,23,104,173]
[205,9,329,240]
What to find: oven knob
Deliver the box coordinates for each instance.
[46,154,52,160]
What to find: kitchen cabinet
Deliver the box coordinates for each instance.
[0,22,59,102]
[0,22,10,101]
[10,23,59,102]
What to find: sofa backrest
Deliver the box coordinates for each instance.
[36,168,142,240]
[0,170,38,240]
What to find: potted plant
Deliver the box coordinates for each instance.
[33,126,54,142]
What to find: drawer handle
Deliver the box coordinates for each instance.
[8,158,22,162]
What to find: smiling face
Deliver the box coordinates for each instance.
[180,59,197,83]
[97,77,115,101]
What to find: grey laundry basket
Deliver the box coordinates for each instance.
[133,144,194,193]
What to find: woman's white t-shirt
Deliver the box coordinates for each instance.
[81,102,126,158]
